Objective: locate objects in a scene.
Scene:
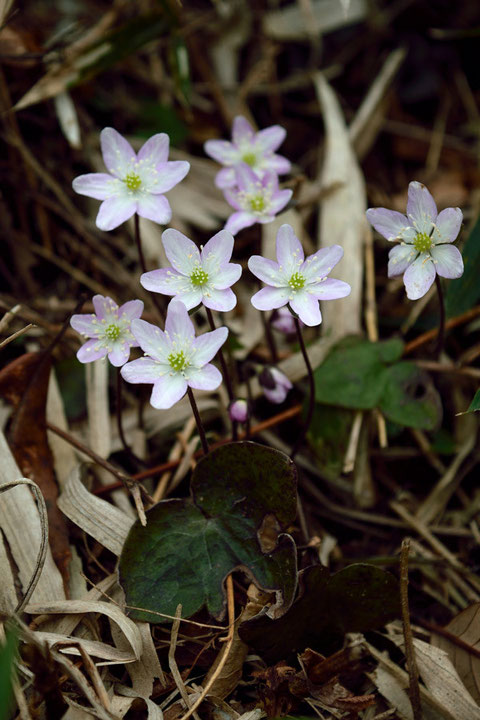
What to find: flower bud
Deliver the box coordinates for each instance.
[259,367,293,404]
[271,307,298,335]
[229,399,249,423]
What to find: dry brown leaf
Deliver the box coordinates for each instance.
[263,0,367,41]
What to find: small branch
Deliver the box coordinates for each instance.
[187,387,209,455]
[0,323,35,350]
[400,539,422,720]
[404,304,480,355]
[291,318,315,459]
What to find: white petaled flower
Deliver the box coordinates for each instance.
[204,115,291,189]
[72,127,190,231]
[70,295,144,366]
[223,164,292,236]
[248,224,351,327]
[140,229,242,312]
[121,300,228,410]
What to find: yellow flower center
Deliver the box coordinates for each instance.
[413,232,432,253]
[105,323,121,341]
[190,268,209,287]
[242,152,256,166]
[250,195,266,213]
[168,350,188,372]
[288,272,305,290]
[125,172,142,191]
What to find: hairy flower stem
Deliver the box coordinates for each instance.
[187,386,209,455]
[116,369,146,467]
[205,307,237,441]
[434,276,446,359]
[134,215,165,321]
[291,318,315,460]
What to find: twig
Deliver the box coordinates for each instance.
[404,304,480,355]
[0,323,35,349]
[169,605,202,720]
[400,539,422,720]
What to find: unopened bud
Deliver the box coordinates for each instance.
[229,398,249,423]
[259,367,292,404]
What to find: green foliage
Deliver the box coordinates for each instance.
[445,214,480,318]
[137,102,187,146]
[238,564,400,663]
[307,405,354,480]
[314,337,441,430]
[119,442,298,623]
[0,627,17,718]
[461,388,480,414]
[54,358,86,421]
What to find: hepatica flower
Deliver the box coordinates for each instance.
[70,295,144,366]
[140,228,242,312]
[72,128,190,231]
[259,367,292,404]
[248,224,350,326]
[204,115,291,189]
[224,164,292,235]
[366,181,464,300]
[121,300,228,409]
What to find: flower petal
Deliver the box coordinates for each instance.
[403,253,436,300]
[308,278,351,300]
[121,357,165,384]
[433,207,463,244]
[136,194,171,225]
[232,116,255,146]
[251,286,290,311]
[387,244,417,277]
[225,211,257,235]
[269,189,292,214]
[108,341,131,367]
[407,181,437,233]
[289,292,322,326]
[204,140,238,165]
[254,125,286,153]
[268,154,291,174]
[165,299,195,344]
[301,245,344,282]
[100,127,136,178]
[96,196,137,231]
[201,230,234,270]
[141,268,190,296]
[215,167,236,189]
[130,318,169,363]
[211,263,242,290]
[187,364,222,391]
[162,228,201,274]
[203,287,236,312]
[70,313,98,337]
[276,224,304,272]
[431,244,464,279]
[248,256,283,286]
[234,163,259,194]
[92,295,118,320]
[366,208,412,241]
[77,339,108,363]
[151,374,188,409]
[192,326,228,366]
[223,188,242,211]
[72,173,118,200]
[137,133,169,165]
[147,161,190,194]
[118,299,144,321]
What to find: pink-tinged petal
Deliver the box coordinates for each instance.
[309,278,351,300]
[223,188,242,211]
[130,318,169,363]
[255,125,286,153]
[248,256,282,286]
[151,375,187,409]
[100,127,136,178]
[407,181,437,233]
[192,326,228,366]
[203,287,236,312]
[204,140,238,165]
[235,163,260,194]
[251,286,290,311]
[366,208,412,241]
[118,299,144,321]
[387,244,417,277]
[165,299,195,344]
[211,263,242,290]
[403,253,436,300]
[232,116,255,146]
[141,268,190,296]
[276,224,304,271]
[173,289,204,310]
[188,364,222,391]
[137,133,169,165]
[149,161,190,194]
[433,207,463,244]
[225,211,257,235]
[92,295,118,319]
[267,154,291,174]
[269,189,292,214]
[108,341,131,367]
[70,313,98,337]
[431,244,464,279]
[263,369,292,404]
[96,196,137,231]
[162,228,200,274]
[136,194,171,225]
[271,307,297,334]
[77,339,108,363]
[201,230,234,269]
[215,167,236,189]
[121,357,165,384]
[261,169,279,193]
[289,292,322,326]
[301,245,344,282]
[72,173,118,200]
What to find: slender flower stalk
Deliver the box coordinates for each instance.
[205,306,238,441]
[434,276,446,359]
[187,386,209,454]
[134,215,165,320]
[115,368,145,467]
[291,318,315,459]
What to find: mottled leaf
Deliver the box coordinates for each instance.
[379,362,442,430]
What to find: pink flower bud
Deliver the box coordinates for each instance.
[229,399,249,423]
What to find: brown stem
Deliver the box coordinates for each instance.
[205,307,237,441]
[291,318,315,459]
[400,539,422,720]
[187,386,209,455]
[115,368,146,467]
[134,214,165,321]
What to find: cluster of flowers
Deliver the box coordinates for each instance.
[71,119,464,414]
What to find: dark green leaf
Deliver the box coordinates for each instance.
[119,442,298,624]
[379,362,442,430]
[464,388,480,413]
[137,102,187,146]
[0,627,17,720]
[445,215,480,318]
[307,405,354,480]
[239,564,400,663]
